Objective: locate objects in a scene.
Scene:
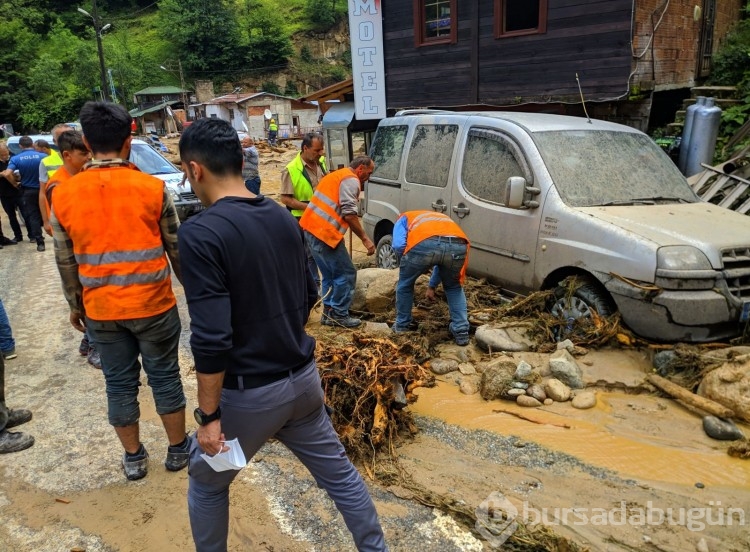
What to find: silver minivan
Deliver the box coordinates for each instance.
[363,110,750,342]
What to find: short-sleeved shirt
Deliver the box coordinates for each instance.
[8,149,46,188]
[280,160,325,197]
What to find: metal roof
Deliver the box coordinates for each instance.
[129,100,179,118]
[134,86,186,95]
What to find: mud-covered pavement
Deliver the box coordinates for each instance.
[1,148,749,551]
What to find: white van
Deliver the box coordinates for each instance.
[363,110,750,342]
[6,135,202,221]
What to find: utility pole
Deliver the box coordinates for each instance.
[178,59,188,113]
[78,0,110,102]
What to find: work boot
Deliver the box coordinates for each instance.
[392,320,419,333]
[329,315,362,328]
[0,430,35,453]
[36,241,45,252]
[122,444,149,480]
[78,335,90,356]
[454,334,470,346]
[165,435,190,472]
[320,307,333,326]
[87,347,102,370]
[6,408,32,428]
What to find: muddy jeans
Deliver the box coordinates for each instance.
[187,361,387,552]
[86,306,185,427]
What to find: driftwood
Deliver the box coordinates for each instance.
[646,374,735,419]
[492,408,572,429]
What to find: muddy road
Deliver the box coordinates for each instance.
[0,143,748,552]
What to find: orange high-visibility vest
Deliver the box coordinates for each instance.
[299,167,357,248]
[401,210,470,284]
[52,166,176,321]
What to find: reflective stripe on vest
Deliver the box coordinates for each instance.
[401,210,470,284]
[299,168,354,248]
[42,151,63,179]
[52,166,175,320]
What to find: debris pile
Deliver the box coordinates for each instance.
[316,332,435,463]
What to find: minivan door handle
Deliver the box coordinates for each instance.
[431,199,447,212]
[452,203,470,218]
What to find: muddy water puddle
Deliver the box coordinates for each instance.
[411,383,750,488]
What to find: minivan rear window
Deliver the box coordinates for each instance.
[370,125,408,181]
[405,124,458,188]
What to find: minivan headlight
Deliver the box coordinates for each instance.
[168,188,181,203]
[656,246,712,270]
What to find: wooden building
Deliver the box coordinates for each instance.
[382,0,743,129]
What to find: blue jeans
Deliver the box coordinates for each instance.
[86,306,185,426]
[395,237,469,339]
[244,176,261,195]
[0,298,15,354]
[187,362,387,552]
[305,232,356,318]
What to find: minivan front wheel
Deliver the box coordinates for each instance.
[376,235,399,269]
[550,277,615,322]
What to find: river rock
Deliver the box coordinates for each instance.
[527,384,547,402]
[514,360,534,381]
[460,377,480,396]
[475,324,534,352]
[557,339,575,352]
[543,398,554,406]
[511,381,529,389]
[697,361,750,423]
[458,362,476,375]
[549,349,584,389]
[480,360,516,400]
[351,268,399,313]
[702,416,745,441]
[571,390,597,409]
[544,378,571,402]
[653,350,678,376]
[517,395,543,407]
[430,359,459,375]
[507,388,526,397]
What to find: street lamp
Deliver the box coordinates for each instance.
[78,2,111,102]
[160,59,188,113]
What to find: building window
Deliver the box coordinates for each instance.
[495,0,547,38]
[414,0,457,47]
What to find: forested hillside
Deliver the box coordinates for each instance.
[0,0,350,133]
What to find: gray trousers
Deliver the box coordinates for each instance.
[187,361,387,552]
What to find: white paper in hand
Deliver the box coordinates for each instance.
[200,438,247,472]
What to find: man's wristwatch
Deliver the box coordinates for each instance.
[193,406,221,426]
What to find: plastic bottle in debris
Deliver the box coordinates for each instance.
[678,96,706,174]
[685,97,722,178]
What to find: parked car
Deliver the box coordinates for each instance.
[6,134,202,221]
[363,110,750,343]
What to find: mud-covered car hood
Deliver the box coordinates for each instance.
[578,202,750,267]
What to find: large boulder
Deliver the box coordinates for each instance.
[474,324,535,352]
[697,359,750,423]
[351,268,399,313]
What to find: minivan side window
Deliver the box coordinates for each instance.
[461,129,529,205]
[370,125,409,182]
[405,124,458,188]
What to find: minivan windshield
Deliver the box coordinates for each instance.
[533,130,698,207]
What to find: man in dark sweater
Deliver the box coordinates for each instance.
[178,118,387,552]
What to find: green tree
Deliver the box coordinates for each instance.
[158,0,249,77]
[307,0,337,29]
[245,6,294,70]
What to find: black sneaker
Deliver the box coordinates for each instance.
[165,435,190,471]
[329,315,362,328]
[0,237,17,245]
[0,429,34,454]
[122,444,149,480]
[36,242,45,252]
[393,320,419,333]
[6,408,32,428]
[320,307,334,326]
[2,348,17,360]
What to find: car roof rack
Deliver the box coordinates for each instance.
[393,109,455,117]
